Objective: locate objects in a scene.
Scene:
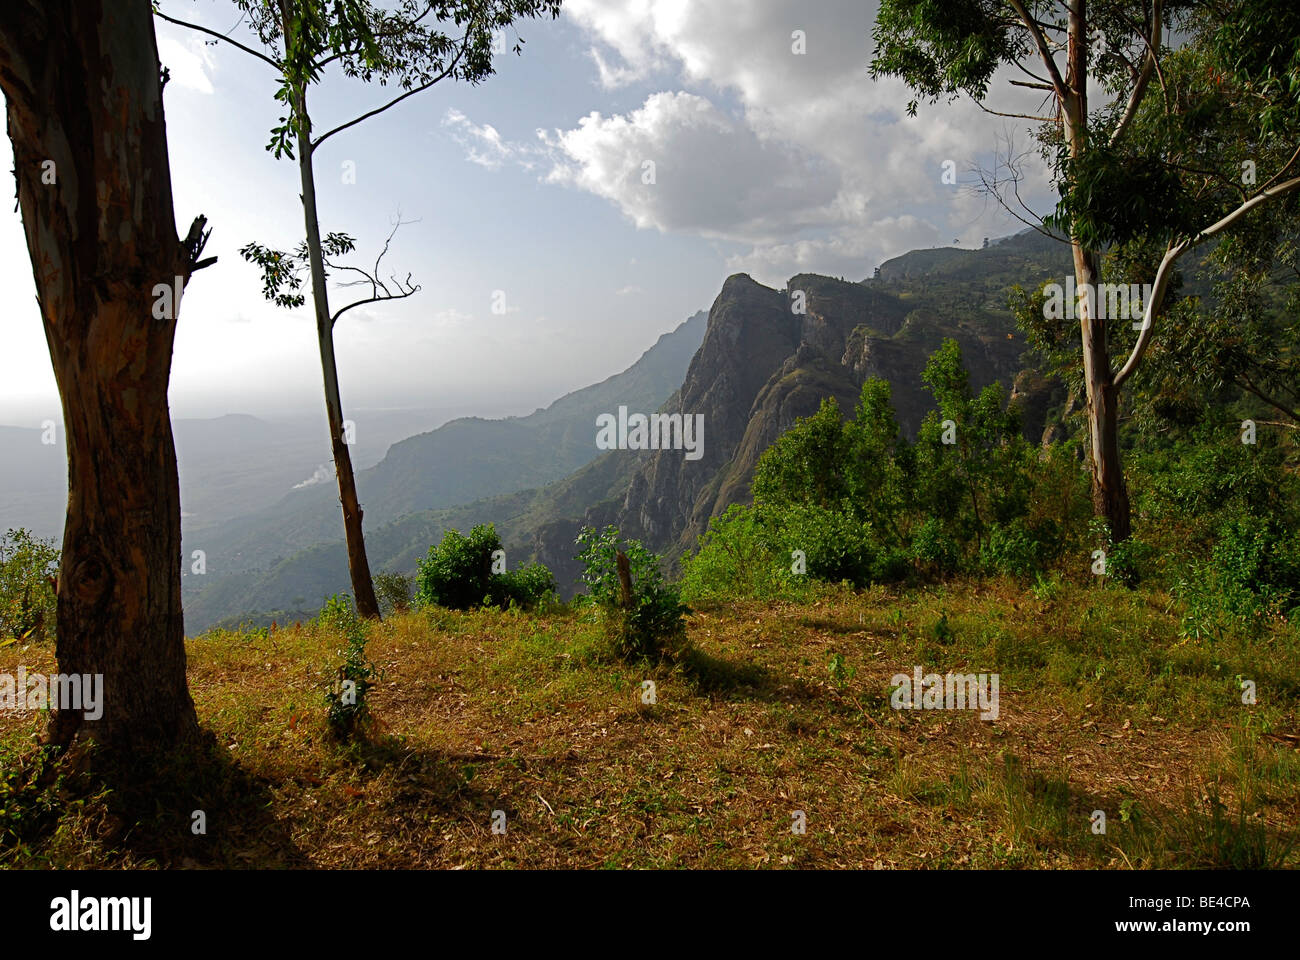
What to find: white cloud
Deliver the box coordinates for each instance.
[554,0,1058,280]
[157,35,215,94]
[539,91,840,243]
[442,109,533,170]
[440,1,1065,284]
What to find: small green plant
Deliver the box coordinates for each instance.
[930,610,954,644]
[679,504,802,602]
[0,743,64,851]
[575,525,689,662]
[319,594,380,742]
[1031,571,1061,602]
[374,571,413,615]
[827,652,857,691]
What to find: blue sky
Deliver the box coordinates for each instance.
[0,1,1052,425]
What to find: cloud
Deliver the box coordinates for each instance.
[539,92,840,243]
[441,1,1064,283]
[724,215,944,282]
[157,35,215,94]
[441,109,527,170]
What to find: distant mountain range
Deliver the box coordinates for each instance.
[0,409,447,543]
[181,311,708,629]
[185,228,1086,632]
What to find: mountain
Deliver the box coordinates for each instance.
[606,230,1074,559]
[0,410,445,543]
[188,229,1078,631]
[182,311,708,629]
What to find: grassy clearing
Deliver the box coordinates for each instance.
[1,579,1297,868]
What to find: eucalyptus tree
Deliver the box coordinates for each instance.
[1,0,211,752]
[156,0,561,617]
[872,0,1300,542]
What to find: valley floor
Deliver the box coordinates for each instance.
[2,580,1297,868]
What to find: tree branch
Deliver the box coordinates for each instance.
[1008,0,1069,104]
[1237,374,1300,424]
[1109,1,1161,146]
[973,99,1058,123]
[329,218,420,326]
[153,9,282,69]
[1114,175,1300,388]
[312,27,472,149]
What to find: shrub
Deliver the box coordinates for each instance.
[415,525,499,610]
[374,571,413,615]
[415,524,554,611]
[319,594,379,741]
[911,516,961,576]
[497,562,558,610]
[982,518,1054,578]
[1213,515,1299,604]
[1105,535,1154,588]
[575,525,689,662]
[0,528,58,643]
[680,504,802,602]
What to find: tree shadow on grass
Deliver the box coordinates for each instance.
[675,645,772,698]
[1,729,310,868]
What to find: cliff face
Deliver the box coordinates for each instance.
[608,265,1037,560]
[614,275,798,548]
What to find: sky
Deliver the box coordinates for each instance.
[0,0,1055,426]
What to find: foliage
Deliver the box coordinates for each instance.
[319,594,379,741]
[575,525,688,662]
[0,529,58,643]
[224,0,564,158]
[827,652,857,691]
[738,341,1083,595]
[239,233,356,309]
[374,571,413,615]
[415,523,553,611]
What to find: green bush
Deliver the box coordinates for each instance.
[1213,516,1299,602]
[912,516,961,576]
[774,503,883,585]
[0,528,58,643]
[734,342,1059,594]
[498,562,558,610]
[374,571,413,615]
[415,524,554,611]
[982,518,1054,577]
[576,525,689,661]
[680,504,804,602]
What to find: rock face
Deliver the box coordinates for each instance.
[606,239,1066,560]
[615,274,799,550]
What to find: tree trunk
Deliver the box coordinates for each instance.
[1,0,200,751]
[1074,246,1133,542]
[1065,0,1132,543]
[292,87,382,620]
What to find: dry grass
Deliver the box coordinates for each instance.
[1,578,1297,868]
